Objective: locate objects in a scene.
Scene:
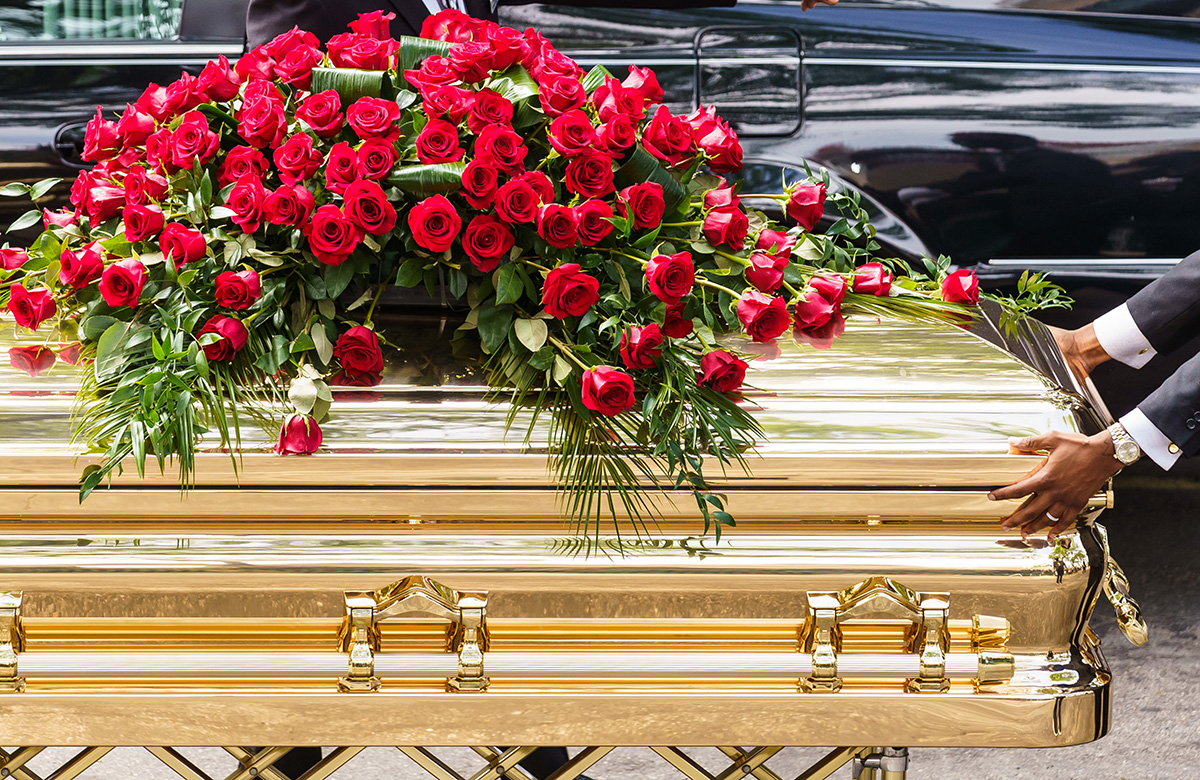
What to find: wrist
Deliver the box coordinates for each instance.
[1073,323,1111,374]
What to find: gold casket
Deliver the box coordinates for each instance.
[0,302,1143,779]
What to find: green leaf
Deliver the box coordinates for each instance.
[396,257,425,287]
[581,64,613,93]
[614,146,688,214]
[94,321,132,383]
[495,264,524,305]
[325,262,354,299]
[387,162,467,196]
[29,178,62,200]
[477,302,514,354]
[82,315,119,340]
[395,89,419,111]
[6,209,41,233]
[288,376,318,415]
[513,318,548,352]
[310,66,389,102]
[0,182,28,197]
[398,35,451,75]
[552,355,573,385]
[311,322,334,365]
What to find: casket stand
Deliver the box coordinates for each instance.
[0,301,1146,780]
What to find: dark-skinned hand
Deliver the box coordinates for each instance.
[799,0,838,10]
[989,430,1122,539]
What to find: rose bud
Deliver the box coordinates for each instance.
[325,142,361,195]
[214,269,262,311]
[350,10,396,39]
[304,204,363,266]
[536,203,579,250]
[198,55,242,101]
[702,207,748,250]
[703,181,740,211]
[328,32,398,71]
[82,107,120,163]
[548,110,598,157]
[564,150,615,199]
[694,115,741,174]
[461,159,500,210]
[263,184,316,228]
[664,302,694,338]
[99,258,147,309]
[641,105,693,166]
[756,227,796,257]
[616,182,665,230]
[792,289,837,334]
[197,314,248,362]
[343,180,398,236]
[59,242,106,289]
[160,223,207,269]
[296,90,344,138]
[9,345,56,378]
[941,268,980,304]
[123,203,164,243]
[218,146,269,188]
[136,82,172,122]
[273,133,324,186]
[233,45,275,82]
[163,72,204,116]
[591,77,645,123]
[698,349,748,394]
[737,290,790,343]
[581,366,637,417]
[0,248,29,270]
[623,64,664,105]
[274,43,323,90]
[463,214,515,273]
[333,325,384,384]
[474,124,529,174]
[541,262,600,319]
[43,208,78,231]
[415,117,464,164]
[346,96,401,139]
[794,311,846,350]
[645,251,695,304]
[597,113,636,154]
[787,182,826,231]
[116,103,156,147]
[273,414,322,455]
[467,89,514,134]
[575,199,615,247]
[84,180,126,223]
[619,323,664,370]
[406,194,461,253]
[494,179,539,224]
[7,284,57,330]
[744,251,789,294]
[852,261,892,296]
[58,342,84,366]
[357,138,398,181]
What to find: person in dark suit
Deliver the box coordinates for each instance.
[247,0,494,48]
[989,249,1200,538]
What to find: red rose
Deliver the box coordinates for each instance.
[467,89,514,134]
[82,107,120,163]
[941,269,980,304]
[564,150,615,199]
[164,73,204,116]
[451,40,495,82]
[421,84,473,124]
[350,10,395,39]
[793,288,837,334]
[405,54,460,93]
[474,124,528,174]
[0,248,28,270]
[59,242,105,288]
[273,133,323,185]
[218,146,269,188]
[124,167,168,205]
[617,183,664,230]
[744,251,789,293]
[325,142,361,194]
[262,26,319,59]
[580,366,636,417]
[343,179,398,236]
[296,91,344,138]
[7,284,56,330]
[236,92,287,149]
[84,181,125,223]
[135,82,172,122]
[810,274,847,307]
[591,76,645,123]
[304,204,363,266]
[852,262,892,296]
[123,203,164,242]
[145,127,174,173]
[43,208,77,231]
[214,269,262,310]
[704,182,740,211]
[9,346,55,377]
[645,251,694,303]
[541,262,599,318]
[619,323,664,370]
[641,105,693,166]
[233,46,274,82]
[421,8,487,42]
[116,103,156,147]
[347,96,401,139]
[198,55,241,101]
[327,32,398,71]
[539,75,586,117]
[787,182,826,231]
[463,214,515,273]
[623,64,663,104]
[98,258,146,309]
[575,199,614,247]
[357,138,398,180]
[160,223,207,268]
[518,171,555,203]
[536,203,578,249]
[227,175,267,234]
[736,290,790,343]
[698,350,747,394]
[686,105,742,174]
[494,179,539,224]
[333,325,384,382]
[274,414,322,455]
[415,117,464,164]
[487,25,523,71]
[597,114,636,154]
[548,110,596,157]
[794,310,846,350]
[407,194,461,253]
[58,342,84,366]
[274,44,322,88]
[702,207,748,250]
[664,302,694,338]
[198,314,249,362]
[756,228,796,257]
[461,159,500,210]
[264,184,316,228]
[532,47,583,83]
[168,112,220,170]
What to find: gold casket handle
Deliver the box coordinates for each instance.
[337,576,489,693]
[0,592,25,693]
[1094,524,1149,647]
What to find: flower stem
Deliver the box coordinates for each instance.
[364,267,398,327]
[548,334,590,371]
[661,221,702,227]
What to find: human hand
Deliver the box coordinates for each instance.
[799,0,838,10]
[988,430,1121,539]
[1049,323,1109,383]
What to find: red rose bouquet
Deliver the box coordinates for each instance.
[0,9,1066,536]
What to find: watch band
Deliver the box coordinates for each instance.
[1108,422,1142,465]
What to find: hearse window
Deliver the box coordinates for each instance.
[847,0,1200,16]
[0,0,182,40]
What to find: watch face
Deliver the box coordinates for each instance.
[1116,440,1140,463]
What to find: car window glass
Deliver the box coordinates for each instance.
[843,0,1200,17]
[0,0,182,40]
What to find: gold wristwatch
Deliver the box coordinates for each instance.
[1108,422,1142,465]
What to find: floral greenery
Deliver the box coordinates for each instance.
[0,10,1065,539]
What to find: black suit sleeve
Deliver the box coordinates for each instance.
[1126,248,1200,355]
[1138,348,1200,457]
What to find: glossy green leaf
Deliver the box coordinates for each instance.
[398,35,451,75]
[94,321,133,383]
[6,209,40,233]
[514,318,548,352]
[29,178,62,200]
[494,264,523,305]
[325,262,354,299]
[614,146,688,214]
[477,301,513,354]
[0,182,28,197]
[581,64,613,93]
[387,162,466,196]
[310,66,389,102]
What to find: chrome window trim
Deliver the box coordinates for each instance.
[576,56,1200,75]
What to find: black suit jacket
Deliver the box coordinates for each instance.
[1123,248,1200,456]
[246,0,494,49]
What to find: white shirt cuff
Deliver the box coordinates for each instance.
[1094,304,1155,368]
[1120,409,1181,470]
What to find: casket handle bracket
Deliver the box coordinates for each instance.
[337,576,489,693]
[0,592,25,693]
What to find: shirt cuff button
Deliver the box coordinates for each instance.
[1169,443,1181,454]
